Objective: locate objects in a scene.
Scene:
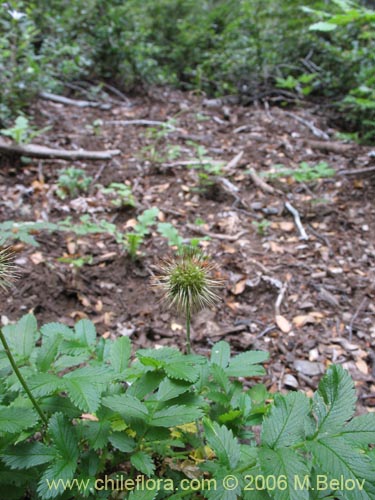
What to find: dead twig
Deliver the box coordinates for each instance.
[275,281,288,316]
[0,138,120,161]
[305,140,352,154]
[40,91,111,110]
[105,119,178,129]
[285,202,309,240]
[338,166,375,176]
[257,323,277,339]
[284,111,329,140]
[186,223,248,241]
[248,167,276,194]
[348,297,368,342]
[222,151,244,171]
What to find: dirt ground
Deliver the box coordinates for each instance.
[1,88,375,410]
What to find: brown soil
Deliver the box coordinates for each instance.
[1,88,375,409]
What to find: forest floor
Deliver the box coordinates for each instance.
[1,88,375,410]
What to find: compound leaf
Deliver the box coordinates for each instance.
[261,392,310,449]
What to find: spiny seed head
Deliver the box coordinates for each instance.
[153,246,224,314]
[0,247,18,291]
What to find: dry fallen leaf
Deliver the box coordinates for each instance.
[356,358,369,374]
[293,314,316,328]
[80,413,99,421]
[231,278,247,295]
[279,221,295,232]
[275,314,292,333]
[30,252,44,265]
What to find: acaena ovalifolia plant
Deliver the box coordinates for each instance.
[0,246,375,500]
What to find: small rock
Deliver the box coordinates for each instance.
[284,374,299,389]
[294,360,325,376]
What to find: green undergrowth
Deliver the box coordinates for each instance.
[0,207,198,260]
[1,1,375,141]
[0,314,374,499]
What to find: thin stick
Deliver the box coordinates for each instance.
[348,297,368,342]
[275,281,288,316]
[285,202,309,240]
[284,111,330,140]
[0,329,48,426]
[248,168,276,194]
[0,139,120,161]
[186,223,248,241]
[105,119,177,129]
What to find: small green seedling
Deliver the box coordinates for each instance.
[57,255,93,268]
[252,219,271,236]
[267,161,335,183]
[56,167,93,199]
[126,207,160,259]
[157,222,184,248]
[0,116,50,145]
[101,182,136,208]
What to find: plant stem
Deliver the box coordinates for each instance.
[186,303,191,354]
[0,328,48,426]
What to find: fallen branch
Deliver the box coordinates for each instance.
[305,140,352,154]
[105,119,177,129]
[285,201,309,240]
[285,112,329,140]
[223,151,244,171]
[186,223,248,241]
[0,138,120,161]
[338,166,375,176]
[248,167,275,194]
[40,91,111,110]
[275,281,288,316]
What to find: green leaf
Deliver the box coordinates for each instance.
[130,451,155,476]
[0,407,38,434]
[150,405,203,427]
[164,361,199,383]
[36,334,63,371]
[156,378,191,401]
[340,414,375,446]
[2,314,38,360]
[225,351,268,378]
[127,490,158,500]
[48,413,78,462]
[102,394,149,422]
[27,373,63,397]
[127,371,165,399]
[74,319,96,346]
[211,364,231,392]
[80,420,111,450]
[137,347,180,365]
[308,437,375,500]
[157,222,183,247]
[135,207,159,235]
[37,458,78,499]
[211,341,231,368]
[109,431,136,452]
[314,364,356,437]
[203,419,241,468]
[40,322,73,338]
[110,336,131,373]
[261,392,310,449]
[41,396,81,418]
[258,447,310,500]
[309,21,338,31]
[1,442,56,469]
[63,378,101,413]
